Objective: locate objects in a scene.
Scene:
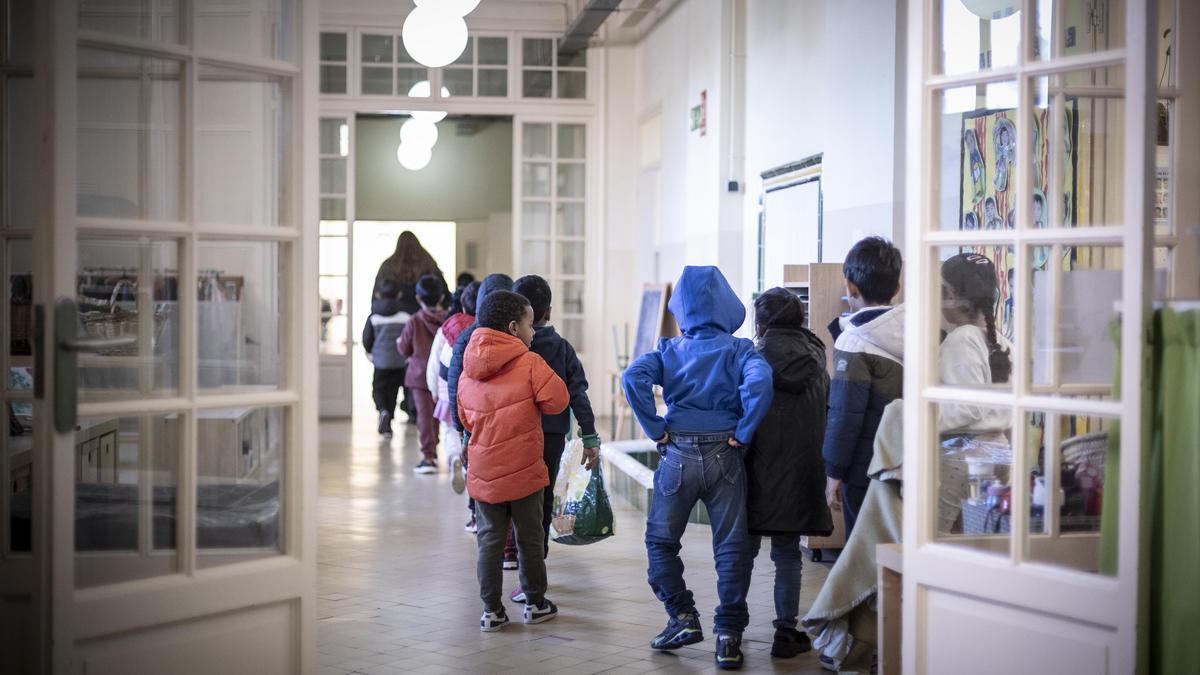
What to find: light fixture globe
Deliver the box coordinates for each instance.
[397,143,433,171]
[400,118,439,149]
[402,6,469,68]
[407,80,450,123]
[413,0,481,16]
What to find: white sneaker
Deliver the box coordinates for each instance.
[451,456,466,494]
[524,599,557,625]
[502,559,518,570]
[413,459,438,474]
[480,608,510,632]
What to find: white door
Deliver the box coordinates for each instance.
[15,1,319,672]
[903,1,1157,672]
[319,115,353,418]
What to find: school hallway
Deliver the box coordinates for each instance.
[317,414,831,675]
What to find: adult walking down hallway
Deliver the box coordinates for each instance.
[365,232,448,437]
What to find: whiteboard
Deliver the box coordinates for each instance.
[763,180,820,289]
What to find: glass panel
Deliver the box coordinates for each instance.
[7,238,32,359]
[557,71,586,99]
[452,37,474,65]
[197,66,291,227]
[558,124,586,159]
[556,203,584,237]
[320,32,347,61]
[7,396,32,552]
[559,48,587,68]
[319,277,349,356]
[939,0,1020,75]
[79,0,183,44]
[198,241,284,391]
[76,239,180,401]
[479,37,508,65]
[1033,67,1125,229]
[559,241,585,276]
[320,65,347,95]
[319,118,342,156]
[934,401,1013,556]
[1036,0,1126,61]
[1154,100,1171,236]
[1030,244,1127,399]
[557,163,585,198]
[74,414,179,588]
[196,406,285,568]
[523,70,552,98]
[361,33,394,63]
[523,202,551,237]
[319,219,348,237]
[1025,411,1115,575]
[443,68,473,97]
[522,240,550,276]
[561,317,584,353]
[196,0,290,62]
[522,163,551,198]
[397,38,417,64]
[4,75,35,229]
[319,237,348,276]
[320,158,346,194]
[936,83,1019,232]
[478,69,508,97]
[523,38,553,66]
[561,279,584,315]
[523,123,551,159]
[397,67,427,96]
[6,0,34,66]
[936,245,1015,394]
[77,49,182,221]
[361,66,393,95]
[320,198,346,221]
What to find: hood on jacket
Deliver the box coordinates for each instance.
[758,327,827,395]
[843,304,906,361]
[371,295,404,316]
[464,328,529,380]
[411,307,446,332]
[668,266,746,336]
[478,273,514,302]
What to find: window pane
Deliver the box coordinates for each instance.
[558,124,586,159]
[319,219,348,237]
[361,66,393,95]
[319,277,349,356]
[361,33,394,63]
[397,67,427,96]
[935,245,1015,395]
[443,68,473,97]
[933,401,1013,556]
[561,317,584,353]
[557,71,586,99]
[935,83,1018,232]
[197,0,290,62]
[320,198,346,221]
[479,37,508,65]
[319,237,348,276]
[197,67,291,227]
[198,241,285,391]
[320,158,346,194]
[1036,0,1125,61]
[556,202,584,237]
[523,70,552,98]
[319,118,343,156]
[76,238,180,402]
[453,37,474,65]
[1024,411,1115,575]
[74,414,180,588]
[523,202,551,236]
[1154,100,1171,236]
[938,0,1019,75]
[397,38,417,64]
[320,32,347,61]
[196,406,285,568]
[478,69,507,97]
[7,393,33,552]
[77,49,182,221]
[559,241,584,276]
[523,38,553,66]
[320,65,347,95]
[6,0,33,66]
[522,163,551,197]
[559,48,587,68]
[557,163,585,198]
[522,240,550,276]
[4,75,35,229]
[7,238,33,359]
[561,279,584,315]
[79,0,183,44]
[523,123,551,159]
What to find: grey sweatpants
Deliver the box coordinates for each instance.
[476,489,547,612]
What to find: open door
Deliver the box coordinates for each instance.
[15,1,319,672]
[319,115,353,418]
[903,0,1157,672]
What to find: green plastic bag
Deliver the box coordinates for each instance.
[549,439,614,545]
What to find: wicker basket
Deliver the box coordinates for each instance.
[78,281,170,357]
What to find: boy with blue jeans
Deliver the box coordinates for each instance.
[622,266,773,671]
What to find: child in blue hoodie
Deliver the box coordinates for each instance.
[622,266,774,671]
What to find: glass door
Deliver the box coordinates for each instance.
[318,114,353,417]
[25,1,319,672]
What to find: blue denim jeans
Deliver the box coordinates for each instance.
[645,431,751,637]
[748,534,804,629]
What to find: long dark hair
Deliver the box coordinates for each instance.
[376,231,443,287]
[941,253,1012,383]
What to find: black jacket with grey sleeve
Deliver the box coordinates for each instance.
[821,305,905,488]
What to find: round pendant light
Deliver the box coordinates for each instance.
[402,5,469,68]
[407,80,450,123]
[414,0,481,16]
[958,0,1018,20]
[400,118,439,149]
[397,143,433,171]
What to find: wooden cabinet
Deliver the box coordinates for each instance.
[783,263,851,375]
[75,418,120,484]
[156,407,274,484]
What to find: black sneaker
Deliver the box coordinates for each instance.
[523,599,557,624]
[650,612,704,650]
[377,411,392,438]
[480,607,510,632]
[771,626,812,658]
[714,634,744,670]
[414,459,438,474]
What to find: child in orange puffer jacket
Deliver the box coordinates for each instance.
[457,290,569,633]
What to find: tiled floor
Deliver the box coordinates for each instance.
[318,414,830,674]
